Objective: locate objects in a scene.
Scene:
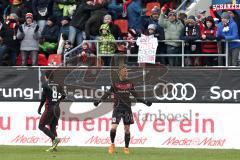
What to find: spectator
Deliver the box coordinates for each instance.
[52,0,76,22]
[17,13,40,66]
[217,12,240,66]
[59,16,71,40]
[32,0,53,33]
[40,16,59,58]
[201,16,218,66]
[141,6,164,36]
[69,0,104,45]
[178,12,187,25]
[99,24,116,54]
[85,0,109,41]
[108,0,123,20]
[0,15,7,65]
[16,0,33,24]
[181,15,200,66]
[159,9,184,66]
[0,0,10,17]
[76,42,94,66]
[9,0,23,14]
[127,0,142,32]
[196,10,207,31]
[98,24,116,65]
[3,13,20,65]
[102,14,121,40]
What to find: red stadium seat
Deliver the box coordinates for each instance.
[146,2,161,16]
[16,53,48,66]
[114,19,128,34]
[48,54,62,66]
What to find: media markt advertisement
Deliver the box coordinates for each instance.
[0,102,238,149]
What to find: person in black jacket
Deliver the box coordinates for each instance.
[0,15,7,65]
[40,16,59,57]
[68,0,105,45]
[2,13,20,66]
[32,0,53,33]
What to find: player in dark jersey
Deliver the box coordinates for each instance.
[94,65,152,154]
[38,72,66,152]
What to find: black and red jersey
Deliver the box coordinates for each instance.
[100,79,144,108]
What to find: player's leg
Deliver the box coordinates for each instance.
[48,105,61,151]
[123,125,130,154]
[38,110,56,141]
[122,110,134,154]
[108,109,121,154]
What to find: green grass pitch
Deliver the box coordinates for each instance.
[1,146,240,160]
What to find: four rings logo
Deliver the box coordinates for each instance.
[153,83,196,101]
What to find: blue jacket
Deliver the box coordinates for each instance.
[127,0,142,31]
[217,18,240,49]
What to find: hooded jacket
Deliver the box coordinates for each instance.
[99,24,116,54]
[217,18,240,49]
[200,16,218,53]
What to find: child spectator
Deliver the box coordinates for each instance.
[98,23,116,66]
[201,16,218,66]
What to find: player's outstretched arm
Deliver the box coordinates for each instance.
[129,85,152,107]
[94,86,114,107]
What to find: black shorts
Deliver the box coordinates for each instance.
[112,108,134,125]
[39,104,60,126]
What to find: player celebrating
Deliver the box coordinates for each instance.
[94,65,152,154]
[38,72,66,152]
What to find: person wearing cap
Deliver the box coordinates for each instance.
[98,24,116,65]
[180,15,200,66]
[217,12,240,66]
[200,16,218,66]
[159,7,184,66]
[40,16,59,58]
[3,13,20,66]
[15,0,33,24]
[17,13,40,66]
[59,16,71,40]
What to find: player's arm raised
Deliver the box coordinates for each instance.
[94,86,114,107]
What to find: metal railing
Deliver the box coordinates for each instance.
[63,39,240,67]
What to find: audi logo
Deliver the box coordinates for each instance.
[153,83,196,101]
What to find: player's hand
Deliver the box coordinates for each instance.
[93,100,100,107]
[145,101,152,107]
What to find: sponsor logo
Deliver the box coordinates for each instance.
[153,83,196,101]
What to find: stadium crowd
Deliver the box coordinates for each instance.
[0,0,239,66]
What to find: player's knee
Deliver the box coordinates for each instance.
[124,128,130,134]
